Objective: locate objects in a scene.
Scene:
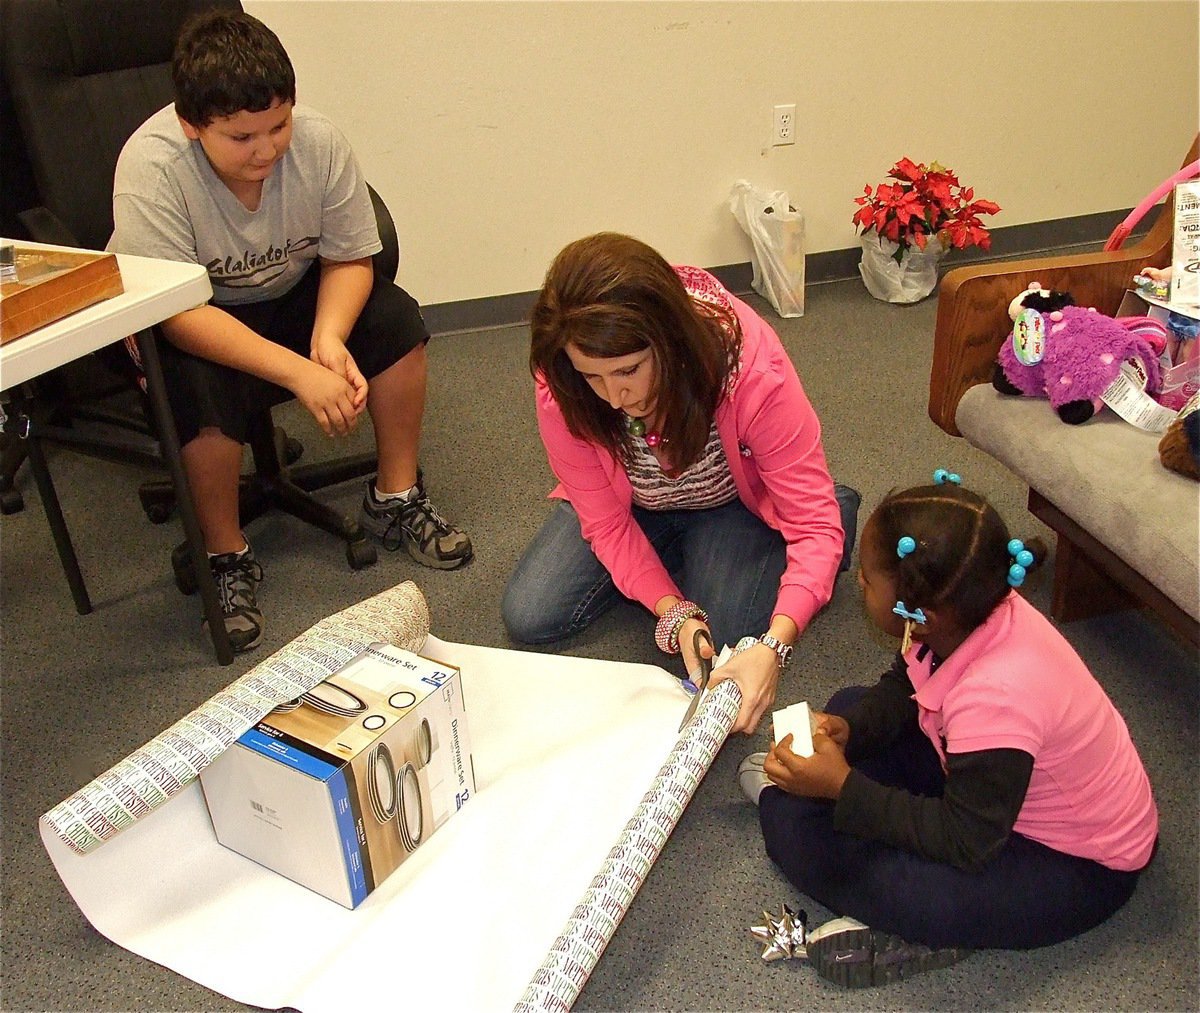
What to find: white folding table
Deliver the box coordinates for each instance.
[0,243,236,661]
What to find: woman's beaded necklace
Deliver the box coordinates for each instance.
[624,413,665,447]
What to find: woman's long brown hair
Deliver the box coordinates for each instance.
[529,232,740,469]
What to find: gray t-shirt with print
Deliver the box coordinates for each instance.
[109,103,384,305]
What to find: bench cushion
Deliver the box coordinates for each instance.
[957,385,1199,621]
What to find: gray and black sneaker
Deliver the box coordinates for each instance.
[360,478,473,570]
[202,546,264,653]
[806,916,971,988]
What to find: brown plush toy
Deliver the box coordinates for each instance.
[1159,396,1200,480]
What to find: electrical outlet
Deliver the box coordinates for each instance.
[772,103,796,146]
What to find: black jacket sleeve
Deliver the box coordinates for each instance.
[833,747,1034,870]
[840,653,920,762]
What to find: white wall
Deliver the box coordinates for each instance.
[246,0,1200,306]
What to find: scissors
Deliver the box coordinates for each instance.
[678,627,714,732]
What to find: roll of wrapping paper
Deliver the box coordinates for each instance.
[40,581,430,856]
[515,679,742,1012]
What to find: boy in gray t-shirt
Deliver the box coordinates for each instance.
[109,9,471,653]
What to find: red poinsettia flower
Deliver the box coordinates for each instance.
[852,158,1000,258]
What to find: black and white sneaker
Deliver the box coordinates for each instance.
[203,545,264,653]
[360,477,473,570]
[806,916,971,988]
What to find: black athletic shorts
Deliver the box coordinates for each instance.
[156,263,429,446]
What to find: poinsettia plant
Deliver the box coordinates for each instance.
[853,157,1001,263]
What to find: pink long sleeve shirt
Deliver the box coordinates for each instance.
[534,268,844,634]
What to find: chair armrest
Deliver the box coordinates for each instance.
[367,183,399,283]
[16,205,79,247]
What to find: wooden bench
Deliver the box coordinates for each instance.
[928,136,1199,648]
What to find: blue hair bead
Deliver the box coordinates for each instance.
[1006,538,1034,585]
[897,536,916,558]
[933,469,961,485]
[1009,540,1034,566]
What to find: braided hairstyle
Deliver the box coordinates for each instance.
[870,484,1046,630]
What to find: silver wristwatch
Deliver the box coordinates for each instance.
[757,634,793,669]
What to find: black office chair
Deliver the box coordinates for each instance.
[2,0,395,601]
[0,50,164,515]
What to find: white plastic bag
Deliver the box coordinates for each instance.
[858,234,944,304]
[728,180,806,317]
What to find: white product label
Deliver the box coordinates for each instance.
[1101,362,1179,433]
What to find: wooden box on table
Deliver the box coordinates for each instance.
[0,245,124,344]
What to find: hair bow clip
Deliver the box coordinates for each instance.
[896,536,917,559]
[933,469,961,485]
[1007,538,1034,587]
[892,601,926,624]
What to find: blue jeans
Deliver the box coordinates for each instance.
[758,687,1147,949]
[503,487,859,651]
[502,498,789,652]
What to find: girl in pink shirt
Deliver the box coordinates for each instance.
[740,476,1158,987]
[501,232,856,734]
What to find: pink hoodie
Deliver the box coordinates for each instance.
[534,267,844,633]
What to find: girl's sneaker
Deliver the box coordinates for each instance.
[737,751,771,805]
[806,916,971,988]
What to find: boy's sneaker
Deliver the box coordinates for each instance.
[360,477,473,570]
[737,751,771,805]
[202,545,264,653]
[806,916,971,988]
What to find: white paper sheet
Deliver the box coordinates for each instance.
[772,700,815,757]
[42,636,694,1012]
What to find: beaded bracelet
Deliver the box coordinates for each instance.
[654,600,708,655]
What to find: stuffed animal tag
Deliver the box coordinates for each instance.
[1101,361,1178,432]
[1013,307,1046,365]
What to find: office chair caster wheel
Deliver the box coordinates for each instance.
[140,486,174,524]
[347,540,377,570]
[144,501,173,524]
[172,542,199,595]
[0,487,24,514]
[284,436,303,466]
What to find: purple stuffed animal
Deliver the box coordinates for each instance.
[994,283,1168,424]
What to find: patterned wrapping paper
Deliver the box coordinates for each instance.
[40,581,431,856]
[42,581,739,1011]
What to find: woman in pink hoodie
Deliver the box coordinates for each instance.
[502,233,856,734]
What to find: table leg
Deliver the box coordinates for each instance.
[134,329,235,666]
[10,388,93,615]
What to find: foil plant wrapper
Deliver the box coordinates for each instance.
[749,904,808,962]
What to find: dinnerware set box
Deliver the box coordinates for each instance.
[199,645,475,909]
